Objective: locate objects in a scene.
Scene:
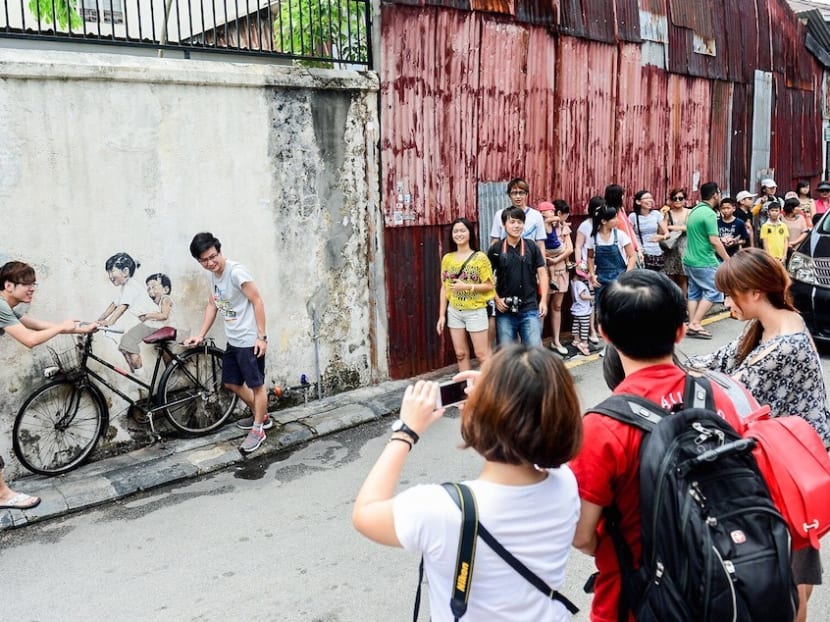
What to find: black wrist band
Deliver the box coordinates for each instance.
[389,437,413,451]
[391,419,420,444]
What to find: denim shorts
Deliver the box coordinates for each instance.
[684,264,724,303]
[447,305,488,332]
[223,344,265,388]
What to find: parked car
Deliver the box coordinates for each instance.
[789,213,830,342]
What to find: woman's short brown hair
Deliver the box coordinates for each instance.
[461,344,583,468]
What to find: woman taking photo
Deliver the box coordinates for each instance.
[629,189,669,271]
[662,187,689,298]
[437,218,494,371]
[586,204,637,294]
[690,248,830,622]
[353,345,583,621]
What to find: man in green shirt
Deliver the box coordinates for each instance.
[682,182,730,338]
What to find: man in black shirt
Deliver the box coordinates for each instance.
[487,206,548,345]
[735,190,756,247]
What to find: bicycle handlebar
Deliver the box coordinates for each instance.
[77,322,124,335]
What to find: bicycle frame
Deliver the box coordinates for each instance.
[72,334,217,438]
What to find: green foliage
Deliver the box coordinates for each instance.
[27,0,83,29]
[274,0,368,68]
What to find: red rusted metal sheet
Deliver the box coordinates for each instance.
[615,45,670,200]
[666,0,727,80]
[772,78,823,186]
[553,37,617,208]
[723,0,760,84]
[384,225,455,379]
[470,0,513,14]
[476,20,530,183]
[665,74,712,198]
[616,0,642,42]
[515,0,557,25]
[708,80,732,192]
[380,6,480,227]
[524,27,558,204]
[558,0,615,44]
[729,82,754,192]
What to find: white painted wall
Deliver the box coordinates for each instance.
[0,49,384,477]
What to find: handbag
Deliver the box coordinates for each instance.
[412,483,579,621]
[659,230,682,251]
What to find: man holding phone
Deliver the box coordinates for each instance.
[487,207,548,346]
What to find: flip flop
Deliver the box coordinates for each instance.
[687,328,713,339]
[0,492,41,511]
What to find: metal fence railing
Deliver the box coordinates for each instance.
[1,0,371,66]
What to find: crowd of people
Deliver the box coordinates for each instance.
[356,177,830,621]
[435,177,823,361]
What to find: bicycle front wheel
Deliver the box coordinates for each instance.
[13,379,106,476]
[159,348,238,435]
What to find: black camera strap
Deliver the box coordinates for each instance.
[454,251,481,283]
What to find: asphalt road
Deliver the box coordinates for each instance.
[3,316,830,621]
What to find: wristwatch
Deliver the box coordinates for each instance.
[258,335,268,341]
[391,419,420,444]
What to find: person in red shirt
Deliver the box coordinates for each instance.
[570,270,743,622]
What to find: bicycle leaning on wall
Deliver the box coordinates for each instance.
[12,325,238,476]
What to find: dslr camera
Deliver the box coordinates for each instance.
[503,296,522,313]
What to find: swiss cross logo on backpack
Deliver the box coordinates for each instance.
[593,375,798,622]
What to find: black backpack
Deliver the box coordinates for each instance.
[592,375,797,622]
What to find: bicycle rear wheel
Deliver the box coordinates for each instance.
[159,348,238,435]
[13,379,106,476]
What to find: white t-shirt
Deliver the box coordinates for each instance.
[116,278,156,318]
[576,219,593,262]
[394,468,579,622]
[628,210,663,256]
[570,280,592,316]
[585,228,631,261]
[210,259,257,347]
[490,207,547,242]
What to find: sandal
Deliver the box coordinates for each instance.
[0,492,41,511]
[687,327,713,339]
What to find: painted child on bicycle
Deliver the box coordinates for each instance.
[0,260,96,510]
[183,233,270,454]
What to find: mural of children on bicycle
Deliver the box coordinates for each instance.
[96,253,174,376]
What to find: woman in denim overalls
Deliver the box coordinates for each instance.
[587,204,636,297]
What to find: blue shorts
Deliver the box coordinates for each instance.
[684,264,724,303]
[223,344,265,388]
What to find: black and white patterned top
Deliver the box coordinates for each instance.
[690,322,830,445]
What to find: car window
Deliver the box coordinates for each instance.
[821,216,830,234]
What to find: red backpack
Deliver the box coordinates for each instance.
[705,370,830,550]
[744,411,830,550]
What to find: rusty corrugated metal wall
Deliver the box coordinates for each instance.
[380,0,826,378]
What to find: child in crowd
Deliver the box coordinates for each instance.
[717,197,750,257]
[570,267,594,356]
[760,202,789,263]
[97,252,158,375]
[782,198,810,261]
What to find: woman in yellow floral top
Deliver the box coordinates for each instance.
[437,218,495,370]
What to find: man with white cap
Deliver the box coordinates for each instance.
[814,180,830,225]
[735,190,757,247]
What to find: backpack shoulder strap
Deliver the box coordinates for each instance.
[590,394,666,433]
[683,374,715,410]
[442,483,579,616]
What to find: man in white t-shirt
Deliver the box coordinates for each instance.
[489,178,548,253]
[183,233,270,454]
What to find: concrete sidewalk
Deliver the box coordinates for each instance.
[0,374,420,531]
[1,311,731,531]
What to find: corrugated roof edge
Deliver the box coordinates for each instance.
[796,9,830,67]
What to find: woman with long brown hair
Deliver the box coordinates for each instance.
[690,247,830,622]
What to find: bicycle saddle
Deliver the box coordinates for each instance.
[143,326,178,344]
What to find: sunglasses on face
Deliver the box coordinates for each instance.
[672,196,685,201]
